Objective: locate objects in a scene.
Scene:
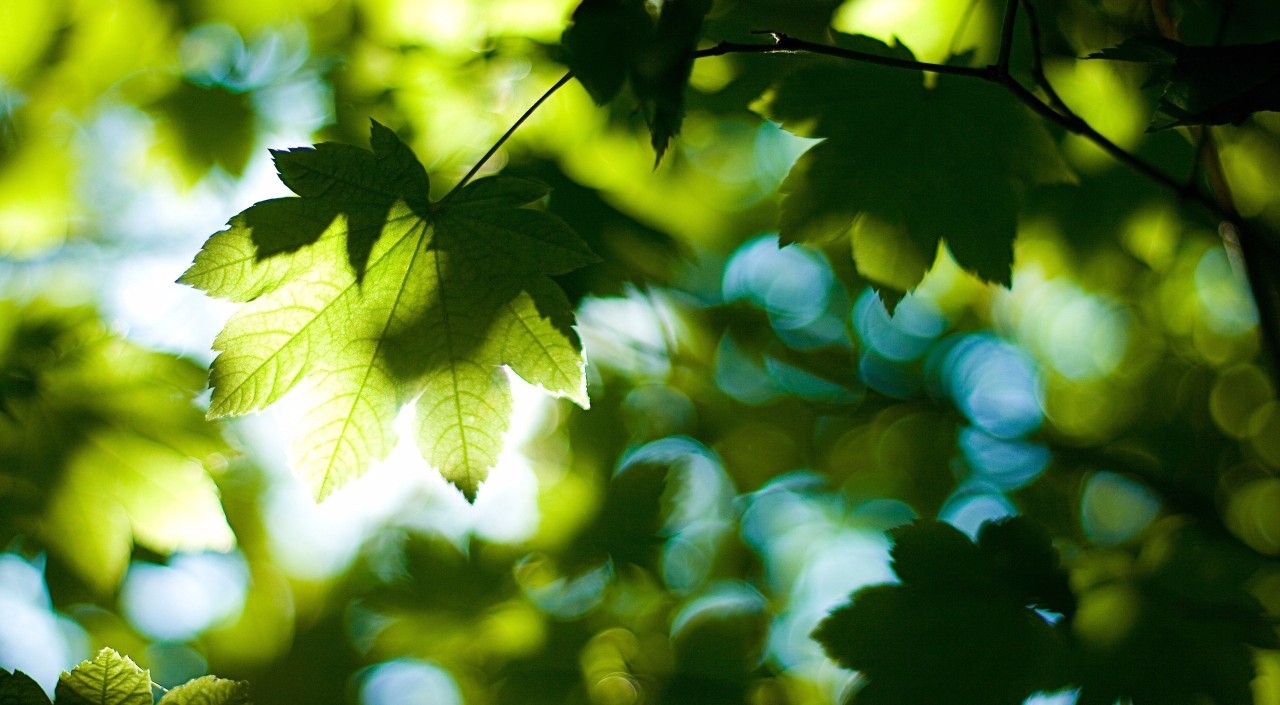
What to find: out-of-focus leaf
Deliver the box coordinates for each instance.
[1073,520,1277,705]
[157,675,252,705]
[54,648,151,705]
[148,81,256,182]
[666,583,770,705]
[0,302,233,592]
[812,519,1069,705]
[671,583,769,681]
[180,121,596,502]
[0,668,49,705]
[758,34,1071,301]
[563,460,670,573]
[1089,37,1280,130]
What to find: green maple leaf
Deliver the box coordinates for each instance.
[158,676,252,705]
[55,649,151,705]
[181,121,596,502]
[758,35,1071,303]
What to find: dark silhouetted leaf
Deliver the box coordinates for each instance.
[561,0,653,105]
[560,0,712,161]
[148,81,256,182]
[813,519,1069,705]
[634,0,712,161]
[0,668,49,705]
[1090,37,1280,130]
[759,35,1071,301]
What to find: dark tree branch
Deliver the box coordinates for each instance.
[693,32,989,78]
[458,19,1280,376]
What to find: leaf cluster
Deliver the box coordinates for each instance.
[561,0,713,160]
[0,302,233,592]
[1090,37,1280,130]
[2,648,249,705]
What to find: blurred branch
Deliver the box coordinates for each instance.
[996,0,1019,73]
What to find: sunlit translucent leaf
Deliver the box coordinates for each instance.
[813,519,1069,705]
[0,668,49,705]
[1090,37,1280,130]
[157,675,252,705]
[181,121,596,501]
[0,302,233,592]
[758,34,1071,300]
[55,648,151,705]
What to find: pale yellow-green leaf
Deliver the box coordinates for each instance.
[158,675,252,705]
[55,648,151,705]
[38,430,234,592]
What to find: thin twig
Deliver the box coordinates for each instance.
[695,33,989,78]
[444,71,574,201]
[1019,0,1070,116]
[704,31,1194,202]
[996,0,1019,73]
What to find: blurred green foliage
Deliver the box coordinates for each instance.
[3,0,1280,704]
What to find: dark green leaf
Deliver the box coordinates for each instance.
[759,35,1071,298]
[1089,37,1280,130]
[561,0,711,161]
[561,0,653,105]
[147,82,255,181]
[813,519,1069,705]
[977,516,1075,616]
[634,0,713,161]
[1,668,50,705]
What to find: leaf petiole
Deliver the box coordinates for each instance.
[444,71,575,201]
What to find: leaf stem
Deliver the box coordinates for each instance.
[445,71,575,201]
